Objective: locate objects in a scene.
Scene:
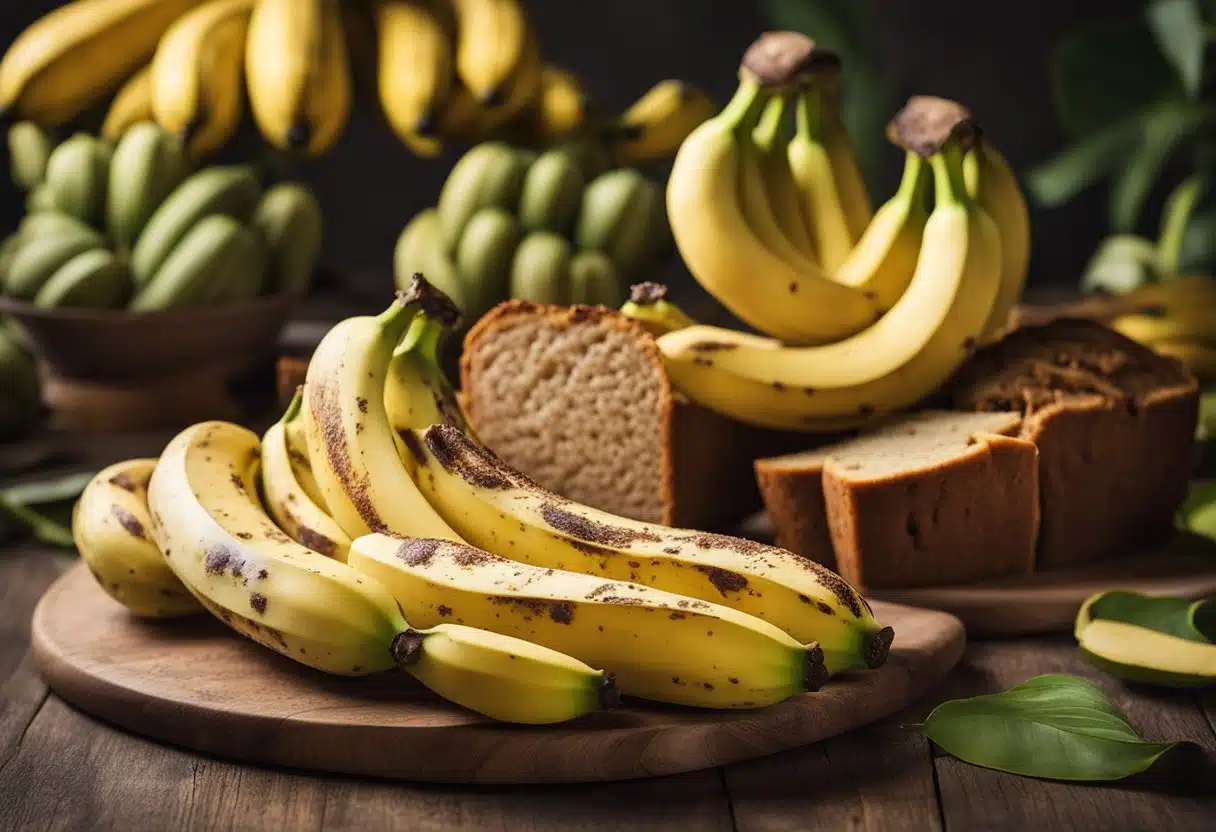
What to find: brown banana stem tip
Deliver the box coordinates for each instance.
[600,672,622,709]
[886,96,978,157]
[628,281,669,305]
[398,273,463,327]
[390,629,426,666]
[740,31,840,87]
[804,642,830,692]
[865,626,895,669]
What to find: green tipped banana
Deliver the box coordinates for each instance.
[251,183,322,298]
[509,230,571,305]
[132,214,264,311]
[42,133,109,226]
[131,166,262,287]
[19,211,102,242]
[394,209,470,314]
[3,230,104,300]
[8,122,53,191]
[518,148,585,234]
[107,122,190,252]
[455,207,519,320]
[568,250,620,306]
[575,169,658,277]
[34,248,131,309]
[437,143,530,251]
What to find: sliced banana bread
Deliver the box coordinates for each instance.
[950,318,1199,570]
[756,411,1039,588]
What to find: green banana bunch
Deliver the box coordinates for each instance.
[132,213,264,310]
[43,133,111,227]
[508,233,622,307]
[575,168,661,279]
[251,183,323,298]
[8,122,54,191]
[455,206,520,320]
[34,248,131,309]
[437,142,530,250]
[106,121,190,251]
[3,222,106,300]
[394,208,470,315]
[517,147,585,234]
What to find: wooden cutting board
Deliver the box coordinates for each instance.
[32,563,964,785]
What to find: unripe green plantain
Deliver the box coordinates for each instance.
[132,214,263,310]
[455,207,519,320]
[106,121,190,251]
[34,248,131,309]
[8,122,53,191]
[25,186,57,213]
[517,148,584,234]
[3,230,103,300]
[437,142,529,251]
[19,210,102,242]
[575,168,657,278]
[509,230,571,304]
[43,133,109,226]
[0,233,22,281]
[131,165,262,287]
[567,250,620,306]
[394,209,471,314]
[251,183,322,298]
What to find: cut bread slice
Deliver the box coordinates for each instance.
[756,411,1039,588]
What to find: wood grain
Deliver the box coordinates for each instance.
[31,563,964,785]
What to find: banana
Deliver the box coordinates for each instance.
[964,139,1030,339]
[666,41,878,344]
[261,390,351,561]
[1153,341,1216,379]
[787,86,856,274]
[301,282,463,541]
[607,79,715,166]
[43,133,109,226]
[246,0,351,156]
[619,281,699,337]
[102,64,155,142]
[451,0,528,107]
[656,96,1002,430]
[510,230,571,305]
[106,121,190,251]
[375,0,455,158]
[349,534,829,708]
[0,0,204,126]
[518,148,585,234]
[132,213,263,310]
[436,142,529,251]
[0,233,22,283]
[19,210,103,242]
[455,206,519,317]
[532,65,590,142]
[3,230,105,301]
[251,183,323,298]
[8,122,53,190]
[393,621,618,724]
[751,95,817,263]
[394,209,471,313]
[281,399,331,510]
[73,459,201,618]
[1111,313,1216,346]
[384,307,473,452]
[575,169,658,279]
[151,0,254,159]
[810,60,872,244]
[567,250,620,307]
[130,165,261,286]
[34,247,131,309]
[25,187,58,214]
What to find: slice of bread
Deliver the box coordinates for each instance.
[756,411,1039,588]
[459,301,809,528]
[950,318,1199,570]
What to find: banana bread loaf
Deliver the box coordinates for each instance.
[756,411,1039,588]
[950,318,1199,570]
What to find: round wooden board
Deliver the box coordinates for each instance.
[33,563,964,785]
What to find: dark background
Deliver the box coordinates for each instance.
[1,0,1143,305]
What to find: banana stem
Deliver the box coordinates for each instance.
[398,314,445,363]
[895,150,929,206]
[752,95,789,153]
[929,144,971,207]
[719,75,768,135]
[279,386,304,424]
[390,629,425,666]
[1158,173,1207,275]
[793,87,825,143]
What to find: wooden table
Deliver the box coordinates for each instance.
[3,434,1216,831]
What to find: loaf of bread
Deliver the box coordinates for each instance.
[756,411,1040,588]
[950,318,1199,569]
[459,300,807,529]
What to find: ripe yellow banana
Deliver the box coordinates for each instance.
[658,97,1002,430]
[813,67,872,243]
[301,280,463,541]
[280,396,330,510]
[451,0,528,107]
[375,0,454,158]
[1111,313,1216,346]
[666,67,878,344]
[965,139,1029,339]
[607,79,715,166]
[151,0,253,159]
[787,86,858,274]
[148,420,611,723]
[619,281,699,337]
[261,389,352,561]
[73,458,201,618]
[101,64,154,142]
[246,0,351,156]
[531,65,590,142]
[751,94,818,264]
[0,0,203,126]
[349,534,829,707]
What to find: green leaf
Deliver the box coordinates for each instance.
[1051,13,1186,139]
[912,675,1179,781]
[1077,591,1216,643]
[1080,233,1162,294]
[0,470,95,507]
[1158,173,1209,272]
[1027,115,1147,207]
[1147,0,1206,97]
[0,497,75,548]
[1109,105,1207,232]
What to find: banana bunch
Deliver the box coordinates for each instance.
[1,122,323,311]
[394,139,670,324]
[624,32,1030,432]
[1101,277,1216,383]
[0,322,41,440]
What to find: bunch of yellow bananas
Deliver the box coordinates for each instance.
[615,31,1031,433]
[1103,277,1216,383]
[72,275,893,724]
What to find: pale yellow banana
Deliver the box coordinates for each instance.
[532,65,589,141]
[451,0,528,106]
[788,86,856,273]
[751,94,818,264]
[608,79,715,166]
[965,139,1029,339]
[376,0,454,158]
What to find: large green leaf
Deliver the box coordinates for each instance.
[1027,115,1147,207]
[1147,0,1206,97]
[1158,173,1209,271]
[911,675,1179,781]
[0,470,94,507]
[1109,105,1207,231]
[0,497,75,548]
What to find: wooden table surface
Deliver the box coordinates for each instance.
[3,432,1216,831]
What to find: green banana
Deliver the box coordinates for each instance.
[517,148,584,234]
[131,165,262,287]
[207,233,267,305]
[393,208,470,314]
[24,186,57,213]
[558,138,611,180]
[455,206,519,320]
[106,122,190,252]
[42,133,109,226]
[19,210,102,242]
[8,122,53,191]
[0,233,22,282]
[575,168,657,277]
[509,230,571,304]
[3,229,104,300]
[250,183,322,298]
[132,214,264,311]
[567,249,620,306]
[34,248,131,309]
[437,142,530,251]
